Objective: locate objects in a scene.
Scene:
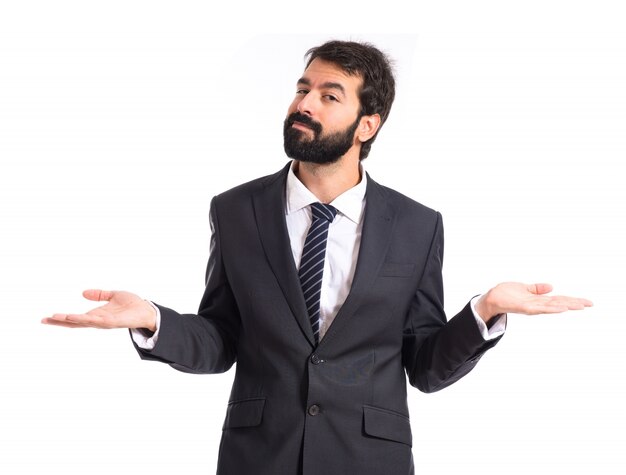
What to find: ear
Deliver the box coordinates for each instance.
[356,114,381,143]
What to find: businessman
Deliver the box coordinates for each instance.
[43,40,592,475]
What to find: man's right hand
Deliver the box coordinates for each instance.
[42,289,157,332]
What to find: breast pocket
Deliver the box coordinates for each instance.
[379,262,415,278]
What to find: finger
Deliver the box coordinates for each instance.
[528,283,553,295]
[525,299,568,313]
[64,312,108,328]
[546,296,594,309]
[41,315,90,328]
[565,298,593,309]
[525,297,591,314]
[536,306,569,314]
[82,289,114,302]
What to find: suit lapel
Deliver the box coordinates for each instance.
[252,163,316,347]
[320,176,396,347]
[251,165,395,349]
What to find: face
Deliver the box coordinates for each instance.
[283,58,364,164]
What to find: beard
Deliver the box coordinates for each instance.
[283,112,360,164]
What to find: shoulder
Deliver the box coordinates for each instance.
[212,162,290,206]
[366,174,442,225]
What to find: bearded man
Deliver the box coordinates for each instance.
[43,40,591,475]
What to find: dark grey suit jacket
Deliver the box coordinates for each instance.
[133,162,502,475]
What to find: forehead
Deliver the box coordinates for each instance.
[299,58,363,97]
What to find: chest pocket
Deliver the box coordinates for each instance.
[379,262,415,278]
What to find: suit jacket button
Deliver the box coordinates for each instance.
[310,354,324,365]
[308,404,321,416]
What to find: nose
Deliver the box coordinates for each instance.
[296,91,315,116]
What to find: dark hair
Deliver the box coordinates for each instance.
[305,40,396,160]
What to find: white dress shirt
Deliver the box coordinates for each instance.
[285,163,367,339]
[132,162,505,349]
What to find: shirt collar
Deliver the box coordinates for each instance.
[285,161,367,224]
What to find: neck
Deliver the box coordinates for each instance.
[294,154,361,204]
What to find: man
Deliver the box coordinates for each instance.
[42,41,592,475]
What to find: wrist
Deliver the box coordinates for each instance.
[475,292,499,323]
[142,300,157,333]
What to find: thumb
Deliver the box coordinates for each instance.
[528,283,553,295]
[82,289,115,302]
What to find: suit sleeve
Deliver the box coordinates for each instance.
[402,212,502,393]
[131,196,241,374]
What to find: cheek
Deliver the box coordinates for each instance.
[287,97,301,115]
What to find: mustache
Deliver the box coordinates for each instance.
[285,112,322,135]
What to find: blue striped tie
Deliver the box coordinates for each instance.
[299,203,337,343]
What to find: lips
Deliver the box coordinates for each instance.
[292,121,313,132]
[287,112,322,136]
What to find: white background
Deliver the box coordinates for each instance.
[1,1,625,474]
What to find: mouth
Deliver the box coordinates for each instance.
[291,121,313,132]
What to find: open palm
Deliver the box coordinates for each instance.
[42,289,156,330]
[475,282,593,322]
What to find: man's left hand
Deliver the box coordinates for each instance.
[475,282,593,323]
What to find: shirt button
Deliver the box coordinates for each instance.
[308,404,321,416]
[310,354,324,365]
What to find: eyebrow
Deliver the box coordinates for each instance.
[297,77,346,97]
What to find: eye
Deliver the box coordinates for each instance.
[323,95,339,102]
[296,89,309,95]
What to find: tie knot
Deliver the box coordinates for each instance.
[310,202,337,223]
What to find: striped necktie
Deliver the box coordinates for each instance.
[299,202,337,343]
